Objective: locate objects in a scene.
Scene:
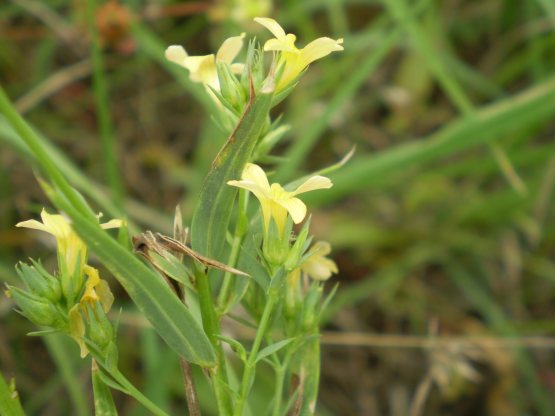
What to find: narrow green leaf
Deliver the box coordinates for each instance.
[191,83,273,260]
[0,372,25,416]
[307,75,555,205]
[92,361,118,416]
[148,251,194,290]
[255,338,294,364]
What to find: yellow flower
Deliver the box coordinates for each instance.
[165,33,245,91]
[81,266,114,313]
[16,209,121,277]
[68,266,114,358]
[301,241,338,281]
[254,17,343,91]
[227,163,332,234]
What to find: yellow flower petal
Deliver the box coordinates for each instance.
[82,266,114,313]
[242,162,271,190]
[300,37,344,68]
[230,63,245,74]
[302,241,338,281]
[216,33,245,64]
[15,219,50,233]
[17,210,120,278]
[254,17,343,91]
[254,17,286,39]
[95,279,115,313]
[276,196,306,224]
[292,175,333,195]
[166,34,245,93]
[165,45,188,66]
[311,241,332,256]
[303,256,337,281]
[228,164,332,234]
[264,35,298,53]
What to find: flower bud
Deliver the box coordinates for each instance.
[301,284,323,331]
[217,61,246,111]
[284,269,301,320]
[60,252,85,307]
[8,286,64,328]
[85,302,115,354]
[262,217,290,267]
[16,261,61,303]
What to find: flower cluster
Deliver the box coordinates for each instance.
[165,17,343,97]
[8,209,120,357]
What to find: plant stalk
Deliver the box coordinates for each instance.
[235,292,278,416]
[195,265,232,416]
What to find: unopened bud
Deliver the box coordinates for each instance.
[85,302,114,353]
[301,285,323,331]
[16,261,62,303]
[8,286,64,328]
[263,217,291,267]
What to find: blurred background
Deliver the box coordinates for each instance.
[2,0,555,415]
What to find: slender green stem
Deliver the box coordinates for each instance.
[91,360,117,416]
[0,85,95,220]
[217,189,248,314]
[112,370,170,416]
[195,265,232,416]
[235,292,279,416]
[217,233,243,313]
[272,365,286,416]
[86,0,124,208]
[299,333,321,416]
[44,335,90,416]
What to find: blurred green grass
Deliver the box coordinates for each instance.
[1,0,555,415]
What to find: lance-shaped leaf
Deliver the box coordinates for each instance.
[191,77,274,260]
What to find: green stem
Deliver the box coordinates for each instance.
[113,370,170,416]
[216,234,243,312]
[235,292,279,416]
[299,332,321,416]
[272,365,286,416]
[91,361,117,416]
[86,0,124,208]
[87,341,170,416]
[217,189,248,314]
[195,265,232,416]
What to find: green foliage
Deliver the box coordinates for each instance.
[0,372,25,416]
[2,1,555,415]
[191,82,273,259]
